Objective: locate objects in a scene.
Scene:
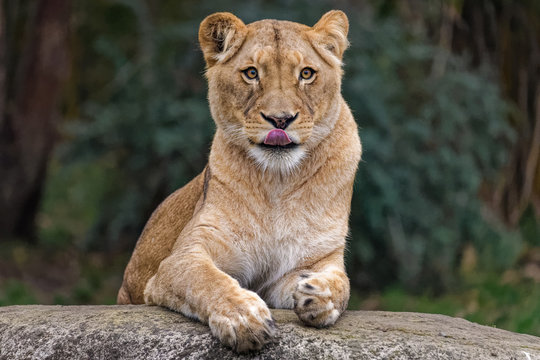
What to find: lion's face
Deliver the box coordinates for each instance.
[199,11,349,173]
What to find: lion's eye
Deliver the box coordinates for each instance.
[300,67,315,80]
[243,67,258,80]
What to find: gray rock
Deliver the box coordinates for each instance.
[0,305,539,359]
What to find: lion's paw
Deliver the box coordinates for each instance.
[293,276,341,328]
[208,290,277,353]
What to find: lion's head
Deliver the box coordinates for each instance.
[199,11,349,173]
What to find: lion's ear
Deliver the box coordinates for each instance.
[199,12,247,67]
[309,10,349,66]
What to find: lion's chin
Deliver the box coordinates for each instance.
[248,144,306,174]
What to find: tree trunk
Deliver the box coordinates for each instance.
[453,1,540,224]
[0,0,71,241]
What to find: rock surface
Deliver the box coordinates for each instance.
[0,305,539,359]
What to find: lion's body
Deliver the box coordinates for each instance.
[117,172,205,304]
[118,11,361,352]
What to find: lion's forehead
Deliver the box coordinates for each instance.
[247,19,310,40]
[240,20,316,64]
[250,46,304,68]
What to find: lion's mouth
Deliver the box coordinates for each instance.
[259,142,298,150]
[259,129,298,150]
[264,129,292,146]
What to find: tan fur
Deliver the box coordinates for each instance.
[118,10,361,352]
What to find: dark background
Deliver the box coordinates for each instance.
[1,0,539,336]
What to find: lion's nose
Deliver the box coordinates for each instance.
[260,112,298,130]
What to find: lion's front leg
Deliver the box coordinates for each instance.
[264,248,350,328]
[144,241,276,353]
[292,265,349,327]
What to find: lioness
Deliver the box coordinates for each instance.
[118,10,361,352]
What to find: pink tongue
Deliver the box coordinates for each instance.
[264,129,292,146]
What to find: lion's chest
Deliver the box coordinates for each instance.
[204,159,353,291]
[226,201,346,290]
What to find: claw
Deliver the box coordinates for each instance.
[303,283,315,290]
[266,318,277,329]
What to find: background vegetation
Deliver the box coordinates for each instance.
[1,0,539,336]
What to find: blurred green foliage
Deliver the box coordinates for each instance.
[31,0,536,305]
[0,243,124,306]
[353,273,540,336]
[0,280,37,306]
[343,13,521,291]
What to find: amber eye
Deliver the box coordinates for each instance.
[243,67,258,80]
[300,67,315,80]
